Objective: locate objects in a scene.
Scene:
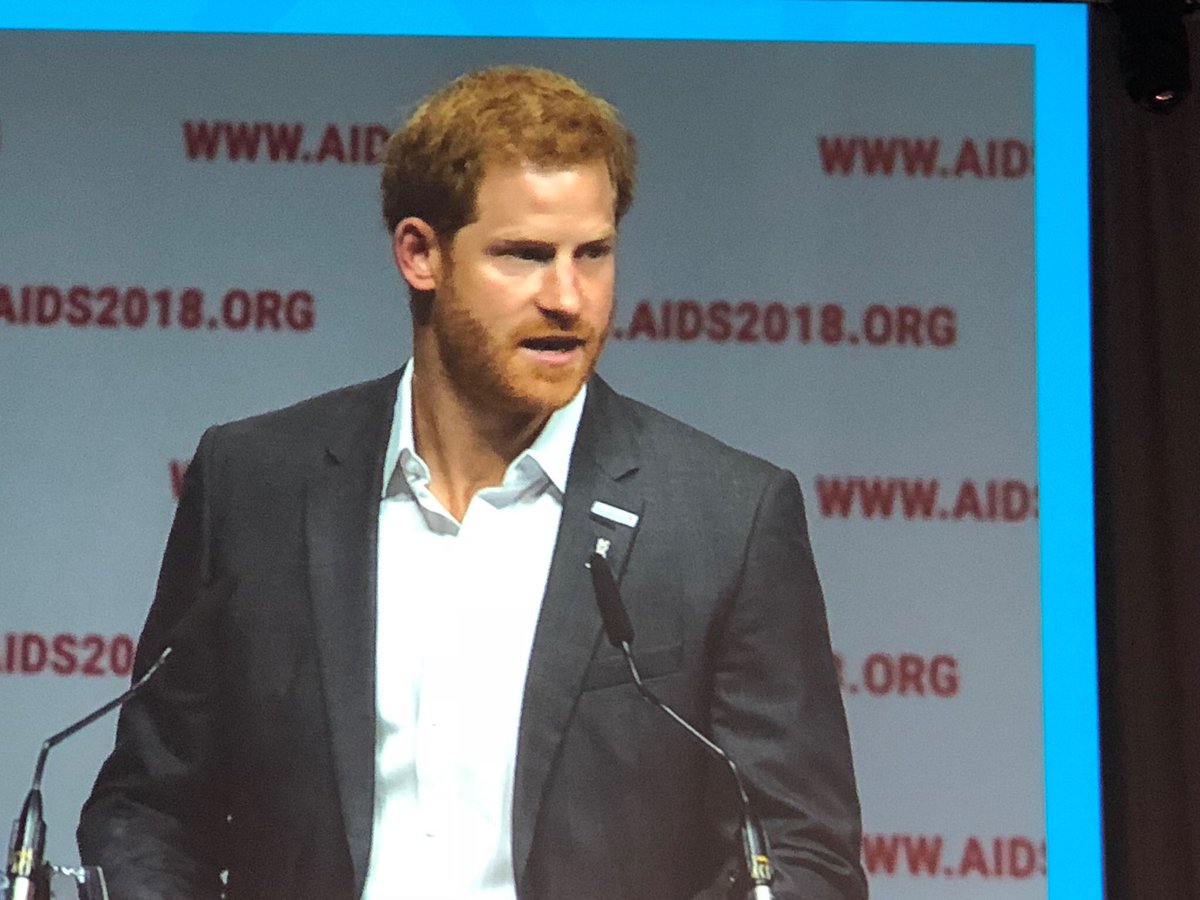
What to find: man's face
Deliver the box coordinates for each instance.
[428,158,617,420]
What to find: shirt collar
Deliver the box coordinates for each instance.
[383,361,587,499]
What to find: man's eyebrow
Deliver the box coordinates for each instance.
[575,237,615,256]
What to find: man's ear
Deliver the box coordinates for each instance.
[393,217,443,293]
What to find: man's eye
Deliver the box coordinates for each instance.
[505,246,552,262]
[579,244,612,259]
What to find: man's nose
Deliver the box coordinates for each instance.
[539,256,583,317]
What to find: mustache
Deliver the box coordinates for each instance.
[513,305,615,344]
[512,323,600,345]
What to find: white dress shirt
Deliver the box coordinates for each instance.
[362,363,586,900]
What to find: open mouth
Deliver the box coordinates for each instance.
[520,335,585,353]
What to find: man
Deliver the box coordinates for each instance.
[78,66,867,899]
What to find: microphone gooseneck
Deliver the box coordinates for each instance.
[6,575,234,900]
[5,648,170,900]
[587,551,774,899]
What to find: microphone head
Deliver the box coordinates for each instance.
[589,552,634,647]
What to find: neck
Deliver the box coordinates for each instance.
[409,358,549,522]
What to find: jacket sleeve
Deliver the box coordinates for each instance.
[77,427,230,900]
[700,467,868,900]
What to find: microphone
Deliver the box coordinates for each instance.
[5,576,234,900]
[587,552,774,900]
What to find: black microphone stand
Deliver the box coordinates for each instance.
[6,575,233,900]
[5,648,170,900]
[589,551,775,900]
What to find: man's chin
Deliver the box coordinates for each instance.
[502,371,589,418]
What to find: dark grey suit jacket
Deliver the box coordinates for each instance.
[78,369,867,900]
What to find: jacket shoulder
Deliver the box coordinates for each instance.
[215,370,399,442]
[595,379,784,483]
[193,370,400,485]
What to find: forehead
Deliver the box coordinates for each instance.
[471,158,617,224]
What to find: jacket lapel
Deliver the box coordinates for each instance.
[304,369,400,898]
[512,377,646,889]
